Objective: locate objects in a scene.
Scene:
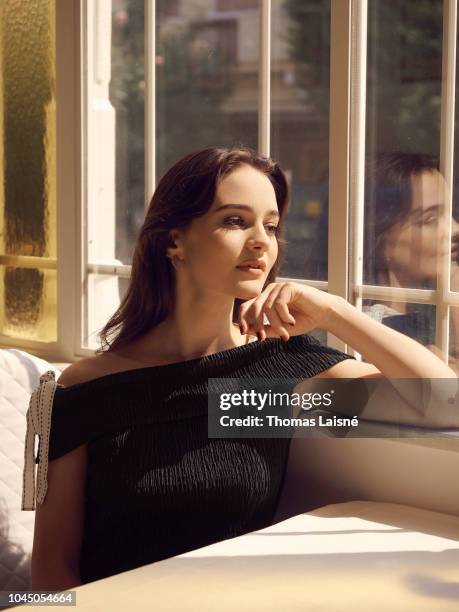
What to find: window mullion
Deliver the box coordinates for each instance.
[258,0,270,156]
[83,0,120,353]
[348,0,368,360]
[145,0,156,208]
[328,0,352,352]
[438,0,458,361]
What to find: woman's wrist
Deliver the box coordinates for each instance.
[324,294,351,336]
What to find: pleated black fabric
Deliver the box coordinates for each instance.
[46,333,355,584]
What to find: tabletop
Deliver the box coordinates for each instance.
[11,500,459,612]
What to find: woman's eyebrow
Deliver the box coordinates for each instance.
[410,203,444,218]
[213,203,280,218]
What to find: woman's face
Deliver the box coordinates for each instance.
[382,169,459,287]
[173,163,280,300]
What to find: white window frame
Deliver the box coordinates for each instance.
[2,0,459,368]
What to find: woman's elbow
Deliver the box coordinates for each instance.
[31,563,82,592]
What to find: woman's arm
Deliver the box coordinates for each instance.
[31,443,87,591]
[326,296,456,379]
[238,281,457,427]
[314,297,458,428]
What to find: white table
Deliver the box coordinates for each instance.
[13,501,459,612]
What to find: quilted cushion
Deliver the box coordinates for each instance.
[0,349,61,592]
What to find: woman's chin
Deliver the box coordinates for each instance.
[235,282,264,300]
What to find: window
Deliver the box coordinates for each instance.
[0,0,57,350]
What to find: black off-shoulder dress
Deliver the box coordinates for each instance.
[22,333,355,584]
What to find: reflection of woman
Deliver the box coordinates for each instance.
[24,147,456,591]
[363,152,459,364]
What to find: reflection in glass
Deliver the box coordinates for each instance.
[362,153,459,360]
[363,0,444,343]
[363,153,459,291]
[272,0,330,280]
[366,0,443,155]
[362,299,436,355]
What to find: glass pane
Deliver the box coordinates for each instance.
[272,0,330,280]
[86,273,121,351]
[156,0,259,195]
[363,298,436,349]
[111,0,145,266]
[364,1,453,292]
[0,266,57,342]
[0,0,57,342]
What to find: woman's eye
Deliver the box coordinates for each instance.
[223,216,245,227]
[222,216,279,234]
[422,215,437,225]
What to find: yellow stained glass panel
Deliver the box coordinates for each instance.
[0,0,57,342]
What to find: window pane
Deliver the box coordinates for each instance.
[364,1,448,291]
[363,299,436,350]
[0,266,57,342]
[272,0,330,280]
[156,0,260,182]
[364,1,459,369]
[0,0,57,343]
[86,273,120,350]
[111,0,145,266]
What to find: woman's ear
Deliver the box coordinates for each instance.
[166,229,184,259]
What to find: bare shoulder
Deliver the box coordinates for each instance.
[56,346,150,387]
[57,354,117,387]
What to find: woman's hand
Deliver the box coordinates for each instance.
[238,281,339,341]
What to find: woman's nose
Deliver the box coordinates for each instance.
[247,223,271,249]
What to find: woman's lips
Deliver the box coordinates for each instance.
[236,266,264,277]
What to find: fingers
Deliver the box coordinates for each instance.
[264,305,290,341]
[239,283,296,341]
[266,285,296,326]
[241,291,272,340]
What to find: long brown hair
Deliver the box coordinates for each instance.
[96,146,290,353]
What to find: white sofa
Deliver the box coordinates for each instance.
[0,349,61,591]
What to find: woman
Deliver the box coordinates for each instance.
[363,152,459,367]
[23,147,456,591]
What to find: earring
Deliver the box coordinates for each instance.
[168,254,184,269]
